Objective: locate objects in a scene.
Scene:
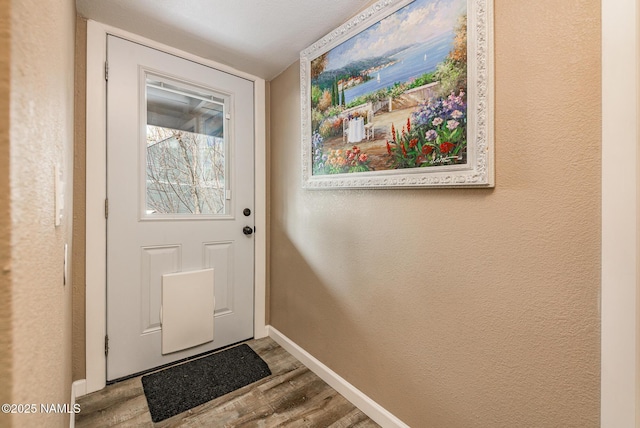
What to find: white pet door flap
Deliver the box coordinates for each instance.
[161,269,215,355]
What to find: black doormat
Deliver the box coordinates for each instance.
[141,344,271,422]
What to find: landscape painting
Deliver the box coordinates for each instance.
[301,0,494,188]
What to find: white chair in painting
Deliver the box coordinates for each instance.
[364,110,375,140]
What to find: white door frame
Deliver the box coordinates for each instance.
[84,20,267,393]
[601,1,639,426]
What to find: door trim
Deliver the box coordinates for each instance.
[601,1,640,426]
[85,19,267,393]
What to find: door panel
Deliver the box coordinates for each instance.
[106,36,255,380]
[140,245,181,334]
[203,241,234,315]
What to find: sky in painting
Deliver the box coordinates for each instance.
[325,0,466,71]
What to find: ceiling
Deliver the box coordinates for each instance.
[76,0,372,80]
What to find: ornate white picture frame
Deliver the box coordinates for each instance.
[301,0,493,189]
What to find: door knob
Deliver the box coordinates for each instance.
[243,226,254,235]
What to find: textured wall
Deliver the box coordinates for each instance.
[0,1,12,427]
[269,1,601,426]
[9,0,76,426]
[73,16,87,382]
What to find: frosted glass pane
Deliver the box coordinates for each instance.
[145,79,227,215]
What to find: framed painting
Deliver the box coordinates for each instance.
[301,0,494,189]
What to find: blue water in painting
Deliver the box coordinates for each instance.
[343,31,454,104]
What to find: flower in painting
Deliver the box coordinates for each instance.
[323,145,371,174]
[312,132,323,149]
[386,141,392,155]
[446,120,459,131]
[401,143,407,157]
[312,132,326,173]
[422,145,434,155]
[406,118,411,133]
[411,90,467,131]
[440,141,455,154]
[425,130,437,141]
[409,138,418,148]
[451,110,463,119]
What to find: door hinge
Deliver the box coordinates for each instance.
[105,61,109,81]
[104,334,109,357]
[104,198,109,219]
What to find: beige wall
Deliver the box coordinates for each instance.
[8,0,76,426]
[73,16,87,382]
[269,1,601,426]
[0,1,12,427]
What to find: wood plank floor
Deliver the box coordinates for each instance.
[76,337,380,427]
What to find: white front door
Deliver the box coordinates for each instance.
[106,36,255,380]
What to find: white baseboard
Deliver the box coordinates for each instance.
[70,379,87,428]
[267,326,409,428]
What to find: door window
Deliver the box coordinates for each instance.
[145,75,229,217]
